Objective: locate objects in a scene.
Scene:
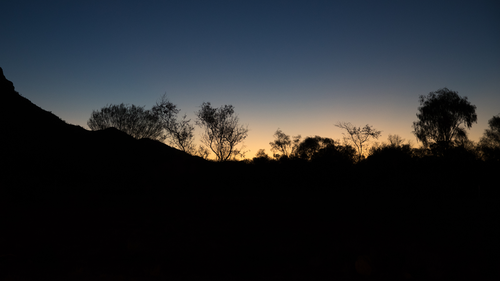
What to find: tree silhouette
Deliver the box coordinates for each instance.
[368,134,413,164]
[87,103,165,141]
[412,88,477,149]
[195,102,248,161]
[387,134,407,147]
[479,114,500,162]
[311,142,357,166]
[252,149,271,164]
[335,122,381,162]
[153,94,195,153]
[294,136,335,161]
[291,136,356,166]
[195,145,211,160]
[369,134,413,154]
[269,129,301,159]
[255,149,269,159]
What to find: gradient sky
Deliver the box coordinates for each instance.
[2,0,499,159]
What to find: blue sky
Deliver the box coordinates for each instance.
[2,0,499,158]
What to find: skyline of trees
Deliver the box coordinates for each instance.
[86,88,497,162]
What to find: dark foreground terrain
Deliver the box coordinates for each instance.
[1,190,499,280]
[1,67,499,280]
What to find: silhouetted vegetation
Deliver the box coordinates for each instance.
[335,122,382,161]
[367,135,414,166]
[195,144,211,160]
[88,103,165,141]
[479,114,500,162]
[412,88,477,152]
[269,128,301,159]
[195,102,249,161]
[153,94,195,153]
[2,67,500,280]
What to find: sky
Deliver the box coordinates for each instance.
[2,0,499,159]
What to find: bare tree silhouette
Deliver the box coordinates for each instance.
[335,122,381,161]
[195,145,211,160]
[153,94,195,153]
[195,102,248,161]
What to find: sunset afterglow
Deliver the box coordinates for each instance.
[2,0,499,158]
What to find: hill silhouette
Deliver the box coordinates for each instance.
[0,67,208,207]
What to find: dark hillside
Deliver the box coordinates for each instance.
[0,67,207,207]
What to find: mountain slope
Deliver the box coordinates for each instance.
[0,67,207,206]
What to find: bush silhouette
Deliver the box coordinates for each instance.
[88,103,165,141]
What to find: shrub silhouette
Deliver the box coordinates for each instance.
[88,103,165,141]
[368,135,413,165]
[290,136,356,167]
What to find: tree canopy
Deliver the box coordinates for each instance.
[479,114,500,161]
[480,114,500,147]
[269,129,301,159]
[290,136,356,166]
[195,102,248,161]
[294,136,335,161]
[87,103,165,141]
[412,88,477,148]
